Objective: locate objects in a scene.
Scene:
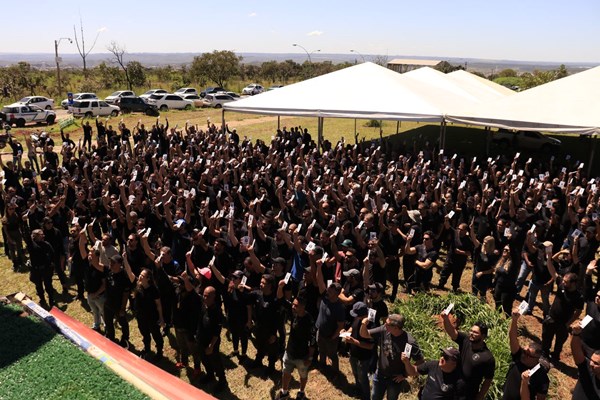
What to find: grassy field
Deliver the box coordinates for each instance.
[1,108,593,399]
[0,303,148,400]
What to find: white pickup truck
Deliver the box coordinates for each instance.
[0,103,56,127]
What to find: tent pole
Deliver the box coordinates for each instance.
[396,121,400,134]
[318,117,323,153]
[588,134,597,177]
[485,126,491,157]
[278,116,280,130]
[354,119,357,137]
[439,120,446,150]
[221,109,226,136]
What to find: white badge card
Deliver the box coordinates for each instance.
[368,308,377,322]
[518,301,529,315]
[333,226,340,236]
[447,210,455,220]
[369,232,377,241]
[581,315,593,329]
[248,214,254,226]
[357,221,364,230]
[284,272,291,284]
[403,343,413,358]
[339,331,351,338]
[241,275,248,286]
[529,363,541,376]
[504,227,511,237]
[408,228,415,239]
[327,279,333,288]
[306,241,316,252]
[443,303,455,315]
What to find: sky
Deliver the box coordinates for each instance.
[5,0,600,63]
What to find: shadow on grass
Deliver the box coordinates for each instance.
[0,303,56,369]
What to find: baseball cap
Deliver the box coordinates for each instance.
[232,270,244,279]
[272,257,286,265]
[368,282,384,292]
[198,267,212,280]
[350,301,368,318]
[441,347,460,361]
[341,239,353,247]
[343,268,361,278]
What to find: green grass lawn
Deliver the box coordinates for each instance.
[0,303,148,400]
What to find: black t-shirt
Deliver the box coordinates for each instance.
[581,302,600,350]
[418,360,466,400]
[416,244,439,266]
[196,304,223,346]
[105,267,132,309]
[134,284,160,321]
[454,332,495,397]
[572,361,600,400]
[286,311,315,360]
[502,349,549,400]
[85,264,105,294]
[250,291,280,337]
[349,317,374,360]
[315,295,345,337]
[368,326,423,378]
[549,284,584,323]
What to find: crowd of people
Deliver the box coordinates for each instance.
[1,115,600,399]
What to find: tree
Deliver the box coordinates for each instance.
[260,61,279,83]
[73,17,101,75]
[498,68,518,78]
[434,61,464,73]
[372,54,389,67]
[190,50,242,88]
[127,61,146,88]
[93,62,121,89]
[107,41,132,90]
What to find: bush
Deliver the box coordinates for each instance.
[0,303,148,400]
[391,293,511,400]
[365,119,383,128]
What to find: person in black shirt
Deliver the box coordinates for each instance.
[276,295,315,400]
[541,272,583,362]
[580,289,600,357]
[196,286,227,392]
[91,253,135,347]
[441,313,495,400]
[438,222,474,292]
[342,301,374,400]
[503,309,550,400]
[570,321,600,400]
[132,268,165,361]
[404,347,466,400]
[360,314,424,399]
[249,274,283,374]
[209,266,252,360]
[405,230,439,291]
[25,229,55,307]
[82,230,106,332]
[494,245,518,316]
[525,241,556,316]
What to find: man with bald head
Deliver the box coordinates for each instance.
[197,286,228,392]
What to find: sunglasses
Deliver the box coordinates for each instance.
[440,353,455,362]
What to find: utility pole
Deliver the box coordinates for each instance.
[55,37,72,97]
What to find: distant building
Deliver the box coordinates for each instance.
[387,58,443,73]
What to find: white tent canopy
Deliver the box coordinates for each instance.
[397,67,514,116]
[446,65,600,134]
[446,70,515,100]
[224,62,444,122]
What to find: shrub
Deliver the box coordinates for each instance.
[391,293,511,400]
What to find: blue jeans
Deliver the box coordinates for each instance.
[515,261,531,295]
[371,373,410,400]
[350,356,371,400]
[526,281,551,316]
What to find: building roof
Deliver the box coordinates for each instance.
[387,58,442,66]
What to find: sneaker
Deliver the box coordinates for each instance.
[296,391,306,400]
[276,390,290,400]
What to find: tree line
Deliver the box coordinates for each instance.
[0,49,569,103]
